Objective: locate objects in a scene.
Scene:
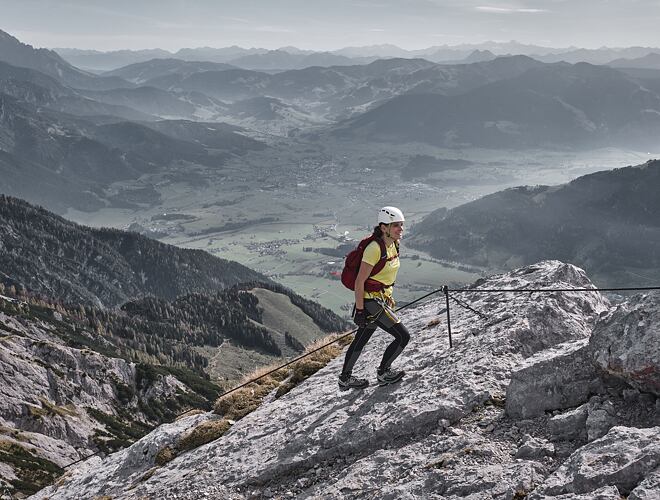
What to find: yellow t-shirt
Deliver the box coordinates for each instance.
[362,240,400,300]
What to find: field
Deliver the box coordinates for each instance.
[65,137,659,317]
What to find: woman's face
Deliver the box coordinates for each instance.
[384,221,404,241]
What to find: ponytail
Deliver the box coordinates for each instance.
[372,225,384,238]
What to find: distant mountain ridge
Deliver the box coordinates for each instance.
[406,159,660,286]
[103,58,237,84]
[608,52,660,70]
[53,40,660,71]
[333,61,660,149]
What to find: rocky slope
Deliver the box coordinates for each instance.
[29,261,660,499]
[0,294,221,497]
[0,284,346,497]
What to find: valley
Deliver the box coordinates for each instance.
[64,136,656,316]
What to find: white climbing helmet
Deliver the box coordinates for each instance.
[377,206,405,225]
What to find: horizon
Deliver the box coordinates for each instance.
[1,0,659,52]
[44,40,660,54]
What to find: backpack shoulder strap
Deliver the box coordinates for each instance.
[370,237,389,275]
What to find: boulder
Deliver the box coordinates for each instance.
[515,434,555,460]
[629,467,660,499]
[531,485,621,499]
[548,404,588,442]
[531,426,660,497]
[590,292,660,396]
[585,397,618,441]
[506,339,601,419]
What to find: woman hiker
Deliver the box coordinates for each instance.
[339,206,411,390]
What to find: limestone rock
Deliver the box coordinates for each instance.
[531,426,660,497]
[37,412,213,499]
[590,292,660,396]
[531,485,622,499]
[505,339,601,419]
[548,404,588,442]
[0,306,195,486]
[585,397,618,441]
[515,434,555,459]
[629,467,660,499]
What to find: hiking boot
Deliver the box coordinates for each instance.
[377,368,405,386]
[338,374,369,391]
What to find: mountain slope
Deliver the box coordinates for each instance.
[0,29,132,90]
[0,195,267,307]
[0,293,225,497]
[78,86,197,118]
[32,261,660,499]
[103,58,236,84]
[406,159,660,285]
[0,277,347,497]
[140,120,265,152]
[141,56,543,119]
[0,60,154,122]
[55,48,172,72]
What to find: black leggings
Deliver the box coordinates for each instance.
[341,300,410,376]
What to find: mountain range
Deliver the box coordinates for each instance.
[608,52,660,70]
[406,159,660,286]
[54,42,660,72]
[5,28,660,158]
[333,61,660,149]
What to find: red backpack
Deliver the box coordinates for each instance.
[341,235,399,291]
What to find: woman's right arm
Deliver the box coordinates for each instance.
[354,261,374,310]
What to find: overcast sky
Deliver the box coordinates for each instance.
[2,0,659,51]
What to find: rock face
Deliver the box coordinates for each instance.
[0,300,208,496]
[506,339,602,419]
[530,426,660,498]
[590,291,660,396]
[28,261,660,499]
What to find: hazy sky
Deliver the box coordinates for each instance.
[2,0,659,51]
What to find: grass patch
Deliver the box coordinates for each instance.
[138,466,159,483]
[0,425,27,442]
[214,332,352,420]
[276,333,352,398]
[152,419,231,470]
[27,397,79,420]
[154,446,176,466]
[0,440,63,496]
[176,419,231,453]
[214,367,288,421]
